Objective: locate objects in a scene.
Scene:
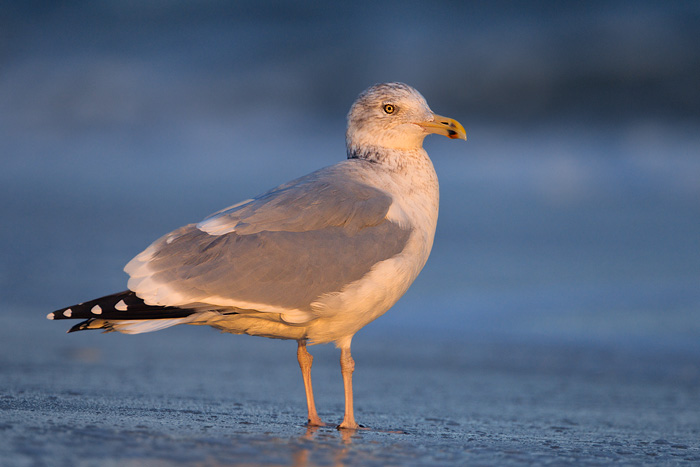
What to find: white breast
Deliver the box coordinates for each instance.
[306,148,440,344]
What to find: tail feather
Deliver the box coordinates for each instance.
[69,317,204,334]
[47,290,199,333]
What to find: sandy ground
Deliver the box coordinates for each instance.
[1,313,699,466]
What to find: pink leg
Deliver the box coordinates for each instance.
[297,340,325,427]
[338,347,359,430]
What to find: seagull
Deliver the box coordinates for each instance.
[47,82,466,429]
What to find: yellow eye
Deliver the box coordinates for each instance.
[383,104,395,114]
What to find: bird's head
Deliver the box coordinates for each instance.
[346,82,466,157]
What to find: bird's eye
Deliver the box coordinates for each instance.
[383,104,395,114]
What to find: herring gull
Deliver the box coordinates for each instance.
[48,82,466,429]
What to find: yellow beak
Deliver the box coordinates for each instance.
[418,113,467,141]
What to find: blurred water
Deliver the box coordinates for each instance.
[1,0,699,354]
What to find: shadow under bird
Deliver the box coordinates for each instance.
[48,82,466,429]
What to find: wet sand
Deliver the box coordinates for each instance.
[2,313,699,466]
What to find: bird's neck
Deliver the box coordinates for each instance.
[346,144,428,172]
[347,144,384,163]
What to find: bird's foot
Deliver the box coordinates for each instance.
[337,421,369,430]
[306,417,326,427]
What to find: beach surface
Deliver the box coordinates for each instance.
[2,314,699,466]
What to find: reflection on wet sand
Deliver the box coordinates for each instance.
[292,425,354,466]
[292,423,409,466]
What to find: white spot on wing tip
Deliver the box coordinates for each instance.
[64,308,72,318]
[115,300,128,311]
[46,312,54,320]
[91,305,102,315]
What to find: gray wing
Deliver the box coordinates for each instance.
[125,164,411,321]
[197,165,392,235]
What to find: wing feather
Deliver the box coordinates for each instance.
[197,164,393,235]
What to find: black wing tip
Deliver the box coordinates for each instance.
[48,290,198,324]
[49,290,132,321]
[47,309,69,320]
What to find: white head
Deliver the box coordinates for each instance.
[346,82,466,159]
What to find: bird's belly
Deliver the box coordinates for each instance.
[305,228,432,345]
[198,313,309,341]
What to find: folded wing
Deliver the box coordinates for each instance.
[125,164,412,323]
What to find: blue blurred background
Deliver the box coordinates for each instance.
[2,0,699,352]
